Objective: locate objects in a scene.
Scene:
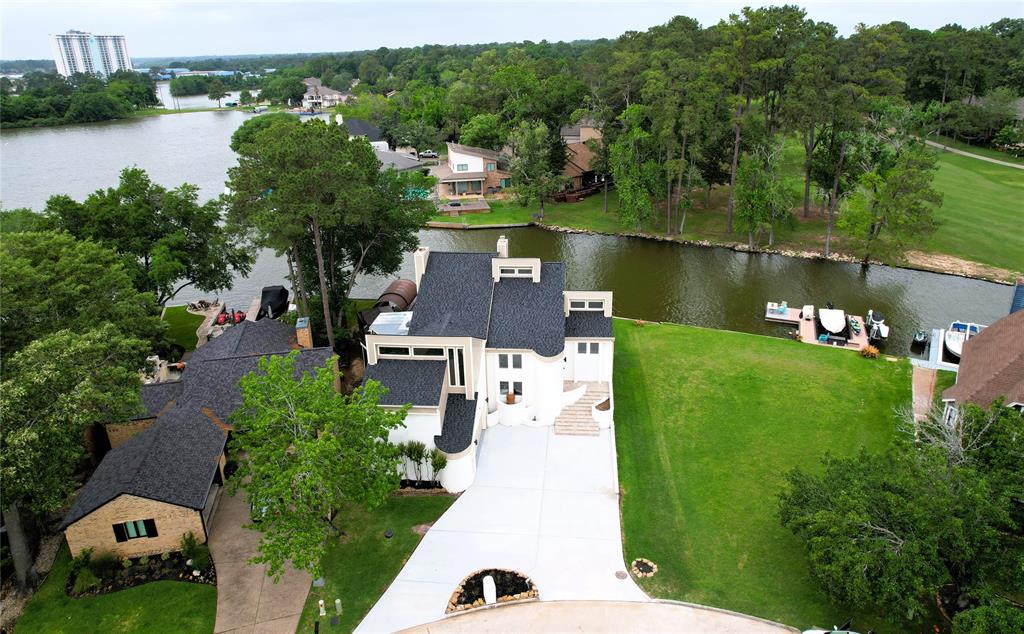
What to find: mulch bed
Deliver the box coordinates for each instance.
[446,568,538,613]
[631,558,658,578]
[67,552,215,598]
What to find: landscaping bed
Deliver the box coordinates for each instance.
[66,550,215,598]
[446,568,537,613]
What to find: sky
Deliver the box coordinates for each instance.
[1,0,1021,60]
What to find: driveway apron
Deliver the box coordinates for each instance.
[356,425,647,634]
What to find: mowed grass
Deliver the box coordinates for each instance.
[613,319,911,631]
[924,151,1024,272]
[298,494,455,633]
[16,543,216,634]
[162,304,205,350]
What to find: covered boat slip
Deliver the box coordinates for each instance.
[764,302,870,352]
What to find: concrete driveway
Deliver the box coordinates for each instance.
[356,425,647,634]
[208,490,312,634]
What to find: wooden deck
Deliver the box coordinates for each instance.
[765,302,870,352]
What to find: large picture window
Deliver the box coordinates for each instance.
[113,519,157,542]
[447,347,465,387]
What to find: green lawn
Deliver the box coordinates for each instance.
[162,305,205,350]
[926,134,1024,166]
[923,151,1024,272]
[613,319,912,632]
[934,369,958,408]
[298,494,455,633]
[16,543,216,634]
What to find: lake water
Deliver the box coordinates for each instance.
[0,111,1014,355]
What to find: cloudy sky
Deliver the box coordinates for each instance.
[2,0,1020,60]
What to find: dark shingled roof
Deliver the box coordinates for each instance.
[487,262,566,357]
[134,381,184,420]
[364,359,447,407]
[62,404,227,527]
[435,395,476,454]
[565,311,613,339]
[408,252,496,339]
[189,319,296,363]
[344,117,383,142]
[943,311,1024,407]
[64,318,334,529]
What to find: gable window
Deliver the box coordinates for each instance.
[590,342,599,354]
[499,354,508,369]
[516,268,531,275]
[512,354,522,369]
[569,300,586,310]
[456,163,469,172]
[498,266,533,279]
[577,342,587,354]
[587,300,603,310]
[113,519,157,542]
[486,162,495,172]
[378,346,410,356]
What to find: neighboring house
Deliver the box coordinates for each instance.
[375,149,424,173]
[941,308,1024,422]
[338,115,384,143]
[363,235,614,493]
[559,119,602,145]
[301,77,350,110]
[435,142,511,196]
[562,142,598,191]
[62,318,334,558]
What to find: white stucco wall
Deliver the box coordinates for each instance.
[389,410,442,448]
[485,350,564,426]
[565,339,614,383]
[448,148,485,172]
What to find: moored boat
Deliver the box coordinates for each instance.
[866,309,890,343]
[944,321,985,358]
[818,308,847,334]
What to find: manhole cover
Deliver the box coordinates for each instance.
[615,570,627,580]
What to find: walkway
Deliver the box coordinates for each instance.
[924,139,1024,170]
[356,425,647,633]
[912,365,938,421]
[403,600,799,633]
[208,490,312,634]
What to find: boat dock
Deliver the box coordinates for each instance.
[909,328,961,371]
[765,302,870,352]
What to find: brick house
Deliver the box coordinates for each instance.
[62,318,334,558]
[435,143,511,196]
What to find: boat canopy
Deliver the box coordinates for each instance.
[819,308,847,334]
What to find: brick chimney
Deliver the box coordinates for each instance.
[496,235,509,258]
[413,246,430,288]
[295,317,313,349]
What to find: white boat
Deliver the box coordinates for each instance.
[944,321,985,358]
[818,308,847,335]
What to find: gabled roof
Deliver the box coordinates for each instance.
[375,149,422,172]
[447,142,502,161]
[364,359,447,407]
[487,262,567,357]
[408,252,496,339]
[436,395,476,453]
[344,117,383,142]
[134,380,183,420]
[565,311,613,339]
[943,311,1024,406]
[62,403,227,527]
[189,319,296,362]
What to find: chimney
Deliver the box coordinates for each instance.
[413,246,430,288]
[295,317,313,349]
[496,235,509,258]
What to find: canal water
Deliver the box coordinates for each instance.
[1,111,1014,356]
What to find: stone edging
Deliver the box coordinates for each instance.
[654,599,802,633]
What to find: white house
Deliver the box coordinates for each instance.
[363,235,614,492]
[301,77,350,110]
[434,143,511,196]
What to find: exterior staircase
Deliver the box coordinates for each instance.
[554,382,609,436]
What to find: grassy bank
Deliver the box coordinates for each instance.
[613,319,912,631]
[925,134,1024,165]
[16,544,216,634]
[162,305,205,350]
[298,495,455,633]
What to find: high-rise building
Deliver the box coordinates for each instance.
[51,30,133,77]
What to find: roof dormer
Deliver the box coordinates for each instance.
[492,257,541,283]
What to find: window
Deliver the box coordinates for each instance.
[513,381,523,395]
[486,162,495,172]
[516,268,532,275]
[588,300,603,310]
[413,347,444,357]
[378,346,409,356]
[577,342,587,354]
[498,354,508,369]
[499,381,509,394]
[113,519,157,542]
[512,354,522,369]
[590,342,600,354]
[498,267,533,278]
[499,178,510,188]
[456,163,469,172]
[447,348,465,387]
[570,300,586,310]
[500,267,516,275]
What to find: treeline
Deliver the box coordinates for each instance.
[0,59,56,74]
[0,71,158,128]
[168,72,257,96]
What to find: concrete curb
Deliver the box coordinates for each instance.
[654,599,801,633]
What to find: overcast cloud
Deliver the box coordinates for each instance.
[2,0,1020,60]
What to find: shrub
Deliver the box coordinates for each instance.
[121,558,133,570]
[70,547,93,575]
[191,544,211,571]
[406,440,427,481]
[160,552,170,561]
[73,568,100,594]
[87,551,120,578]
[139,555,149,566]
[429,448,448,485]
[860,344,880,359]
[180,531,199,560]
